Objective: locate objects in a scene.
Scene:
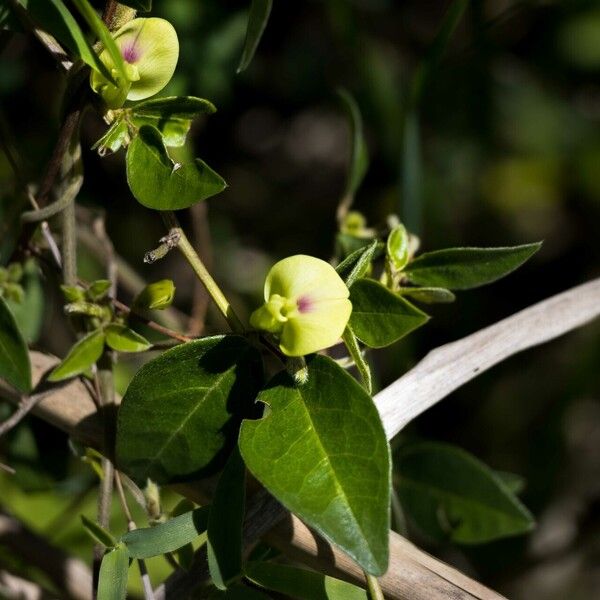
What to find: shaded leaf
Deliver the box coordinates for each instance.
[245,561,368,600]
[5,259,44,344]
[208,583,272,599]
[93,118,130,155]
[126,125,227,210]
[336,240,380,288]
[105,324,151,353]
[239,355,390,575]
[496,471,526,496]
[81,514,118,548]
[338,89,368,202]
[97,543,129,600]
[48,329,105,382]
[208,447,246,589]
[403,243,542,290]
[349,279,429,348]
[398,287,456,304]
[122,507,210,558]
[342,326,372,394]
[132,96,216,147]
[237,0,273,73]
[396,442,535,544]
[0,296,31,393]
[71,0,128,83]
[116,335,262,484]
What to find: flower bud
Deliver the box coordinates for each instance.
[133,279,176,311]
[250,255,352,357]
[90,18,179,109]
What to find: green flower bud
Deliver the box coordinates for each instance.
[250,255,352,357]
[90,18,179,109]
[133,279,176,311]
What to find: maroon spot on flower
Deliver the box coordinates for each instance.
[122,44,139,63]
[297,295,313,314]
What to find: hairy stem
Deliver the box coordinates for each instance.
[365,572,385,600]
[161,212,245,334]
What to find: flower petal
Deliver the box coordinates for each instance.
[265,255,349,302]
[114,18,179,101]
[279,298,352,356]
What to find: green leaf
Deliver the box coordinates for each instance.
[116,335,262,484]
[97,543,129,600]
[349,279,429,348]
[403,243,542,290]
[398,287,456,304]
[496,471,526,496]
[386,224,409,272]
[132,96,217,147]
[105,324,151,353]
[239,355,391,576]
[122,506,210,559]
[18,0,117,84]
[0,296,31,393]
[93,118,130,155]
[396,442,535,544]
[336,240,380,288]
[81,514,118,548]
[70,0,128,83]
[338,89,369,202]
[48,329,105,382]
[6,260,44,344]
[237,0,272,73]
[341,327,372,394]
[245,561,368,600]
[87,279,111,301]
[126,125,227,210]
[208,583,271,600]
[208,447,246,589]
[171,499,196,570]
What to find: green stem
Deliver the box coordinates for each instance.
[161,212,245,334]
[365,572,385,600]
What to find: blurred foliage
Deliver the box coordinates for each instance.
[1,0,599,598]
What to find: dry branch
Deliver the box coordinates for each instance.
[2,278,599,599]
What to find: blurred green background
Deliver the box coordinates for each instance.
[1,0,599,598]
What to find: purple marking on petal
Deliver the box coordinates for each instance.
[122,44,139,63]
[297,296,313,314]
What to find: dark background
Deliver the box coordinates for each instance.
[1,1,599,597]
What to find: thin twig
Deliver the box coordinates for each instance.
[161,212,245,334]
[0,391,51,438]
[113,299,192,343]
[188,204,212,336]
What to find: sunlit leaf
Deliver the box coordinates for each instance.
[349,279,429,348]
[97,543,129,600]
[122,507,210,558]
[116,335,262,484]
[403,243,542,290]
[126,125,227,210]
[240,355,391,575]
[48,329,105,382]
[105,324,151,353]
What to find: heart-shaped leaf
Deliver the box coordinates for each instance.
[116,335,262,484]
[239,355,390,575]
[0,296,31,393]
[48,329,105,382]
[349,279,429,348]
[403,243,542,290]
[396,442,535,544]
[126,125,226,210]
